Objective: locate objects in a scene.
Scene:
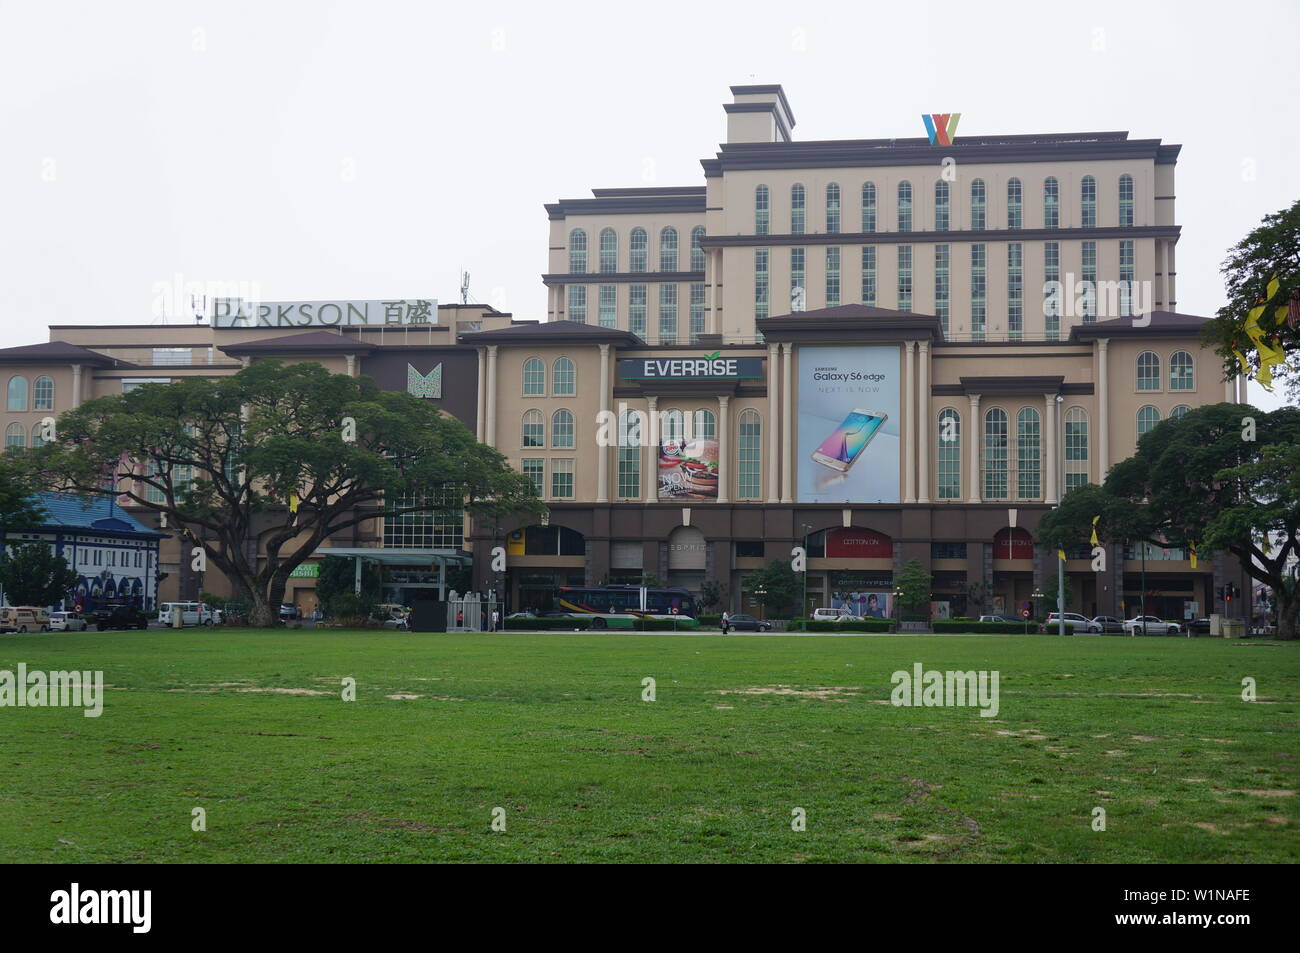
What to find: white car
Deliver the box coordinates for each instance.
[49,611,88,632]
[812,607,853,622]
[158,602,219,626]
[1123,615,1182,636]
[1044,612,1098,633]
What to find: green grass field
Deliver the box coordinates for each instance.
[1,629,1296,863]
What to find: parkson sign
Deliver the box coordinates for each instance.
[210,299,439,328]
[617,353,764,381]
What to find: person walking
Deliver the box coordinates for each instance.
[721,610,731,634]
[491,609,500,633]
[456,609,464,629]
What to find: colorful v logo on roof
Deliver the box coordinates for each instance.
[922,113,961,146]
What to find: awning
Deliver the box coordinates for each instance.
[310,547,471,566]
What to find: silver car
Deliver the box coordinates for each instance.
[49,611,88,632]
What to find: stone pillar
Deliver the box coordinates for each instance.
[475,348,486,441]
[767,343,780,503]
[345,354,356,377]
[967,393,982,504]
[1044,393,1059,505]
[917,341,930,504]
[70,364,83,408]
[717,394,731,504]
[485,345,498,446]
[904,341,916,503]
[781,342,794,503]
[643,395,658,503]
[1097,338,1109,480]
[707,250,717,337]
[596,344,610,503]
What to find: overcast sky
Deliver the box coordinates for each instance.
[1,0,1295,409]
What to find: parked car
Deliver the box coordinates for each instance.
[279,603,301,621]
[1090,615,1125,634]
[722,613,771,632]
[371,604,409,629]
[1187,617,1212,636]
[91,604,149,631]
[811,607,852,623]
[158,602,218,627]
[1122,615,1182,636]
[49,611,88,632]
[979,614,1023,624]
[0,606,51,633]
[1044,612,1097,634]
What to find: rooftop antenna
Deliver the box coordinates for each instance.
[460,270,471,305]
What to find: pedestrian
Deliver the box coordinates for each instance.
[491,609,500,633]
[456,609,464,628]
[721,610,731,634]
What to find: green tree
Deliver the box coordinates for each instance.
[0,541,79,607]
[1037,403,1300,639]
[36,361,542,627]
[0,455,48,544]
[315,554,381,614]
[1202,199,1300,400]
[750,558,800,619]
[698,578,722,613]
[894,558,932,616]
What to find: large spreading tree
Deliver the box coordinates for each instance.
[1037,403,1300,639]
[0,541,80,608]
[36,360,542,627]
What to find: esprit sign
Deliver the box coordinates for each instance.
[210,298,438,328]
[617,353,763,381]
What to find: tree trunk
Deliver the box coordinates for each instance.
[248,593,276,628]
[1276,589,1298,641]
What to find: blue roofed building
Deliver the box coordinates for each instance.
[1,493,168,611]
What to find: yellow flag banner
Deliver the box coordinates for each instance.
[1057,548,1066,562]
[289,492,300,514]
[1189,542,1198,569]
[1089,515,1100,546]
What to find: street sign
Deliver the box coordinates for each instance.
[1020,607,1031,620]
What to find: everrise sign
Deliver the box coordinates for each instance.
[210,298,439,328]
[617,353,764,381]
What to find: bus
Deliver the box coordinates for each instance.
[554,585,700,629]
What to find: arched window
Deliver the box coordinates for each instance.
[1137,351,1161,391]
[661,408,685,443]
[983,409,1009,500]
[551,409,575,448]
[568,229,587,273]
[552,357,576,395]
[30,423,46,448]
[1043,177,1059,228]
[7,376,28,411]
[970,178,986,230]
[1064,407,1089,491]
[1118,174,1134,227]
[825,183,841,234]
[897,181,913,232]
[617,409,642,498]
[1170,405,1191,419]
[1007,177,1023,229]
[1080,175,1097,228]
[522,357,545,395]
[934,180,950,231]
[937,408,961,500]
[629,227,648,272]
[790,184,806,234]
[755,185,770,235]
[737,409,761,499]
[690,226,706,271]
[4,422,25,449]
[599,228,617,273]
[1017,407,1041,499]
[1137,405,1161,437]
[33,376,54,411]
[658,227,678,271]
[688,409,714,441]
[522,409,544,448]
[861,182,877,232]
[1169,350,1194,391]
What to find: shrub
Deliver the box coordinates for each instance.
[932,620,1034,634]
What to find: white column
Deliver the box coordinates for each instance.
[717,394,730,504]
[967,393,982,504]
[904,341,916,503]
[70,364,83,408]
[1097,339,1110,479]
[475,348,486,441]
[1044,393,1059,505]
[485,345,498,446]
[707,250,717,337]
[345,354,356,377]
[781,342,794,503]
[643,395,658,503]
[767,343,780,503]
[596,344,610,503]
[917,341,931,504]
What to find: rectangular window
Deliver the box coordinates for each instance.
[689,283,706,343]
[931,542,968,559]
[936,409,961,500]
[598,284,617,329]
[152,347,192,366]
[550,459,575,499]
[521,459,544,497]
[1044,241,1060,340]
[123,378,171,393]
[970,244,986,340]
[790,248,806,311]
[1064,416,1088,490]
[861,246,876,306]
[1017,413,1041,500]
[737,413,761,499]
[1007,243,1023,341]
[825,247,841,307]
[567,285,587,323]
[1120,239,1135,317]
[617,413,641,499]
[897,245,912,312]
[383,489,465,549]
[1081,241,1097,322]
[754,249,769,320]
[658,284,678,344]
[629,284,647,338]
[755,189,769,236]
[934,245,950,336]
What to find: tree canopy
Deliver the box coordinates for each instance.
[0,541,79,608]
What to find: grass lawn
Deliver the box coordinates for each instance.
[1,629,1296,863]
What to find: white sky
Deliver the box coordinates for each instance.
[1,0,1296,410]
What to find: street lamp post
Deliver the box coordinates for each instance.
[1030,586,1045,635]
[1055,394,1066,638]
[754,584,768,621]
[800,522,812,618]
[893,585,904,628]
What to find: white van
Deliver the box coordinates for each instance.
[158,602,218,627]
[0,606,51,633]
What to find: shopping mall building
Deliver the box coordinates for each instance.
[0,84,1253,621]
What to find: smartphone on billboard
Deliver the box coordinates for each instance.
[811,409,888,472]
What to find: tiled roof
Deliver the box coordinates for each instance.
[31,493,165,537]
[1071,311,1211,340]
[0,340,123,367]
[219,331,379,355]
